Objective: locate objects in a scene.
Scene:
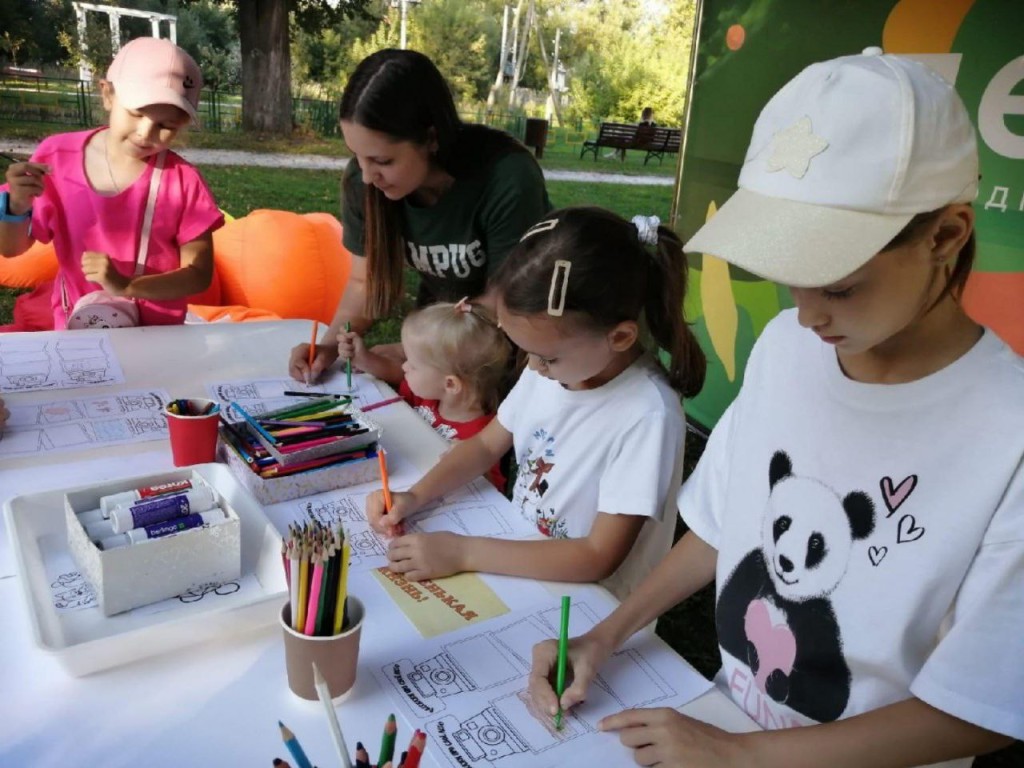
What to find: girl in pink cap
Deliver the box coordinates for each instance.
[0,36,223,329]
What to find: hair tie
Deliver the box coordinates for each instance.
[454,296,473,314]
[632,215,660,246]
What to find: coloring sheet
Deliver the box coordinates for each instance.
[260,476,538,574]
[206,372,387,419]
[38,533,263,617]
[0,389,170,458]
[0,334,126,392]
[374,598,715,768]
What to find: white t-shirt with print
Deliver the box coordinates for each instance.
[498,355,685,600]
[680,310,1024,760]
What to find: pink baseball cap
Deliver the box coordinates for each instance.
[105,37,202,122]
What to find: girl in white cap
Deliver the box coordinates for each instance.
[0,37,222,329]
[529,49,1023,767]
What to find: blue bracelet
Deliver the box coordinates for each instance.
[0,190,32,222]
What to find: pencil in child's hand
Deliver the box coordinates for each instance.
[554,595,571,730]
[308,320,319,371]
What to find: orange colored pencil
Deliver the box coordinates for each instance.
[308,320,319,368]
[378,447,393,512]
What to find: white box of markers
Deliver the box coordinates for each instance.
[65,469,242,617]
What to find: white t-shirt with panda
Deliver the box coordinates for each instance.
[498,354,684,601]
[680,310,1024,759]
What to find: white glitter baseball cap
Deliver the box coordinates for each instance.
[683,47,979,287]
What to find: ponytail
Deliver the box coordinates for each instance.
[646,226,706,398]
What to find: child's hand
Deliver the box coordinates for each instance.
[3,162,49,215]
[81,251,130,294]
[386,531,466,581]
[597,708,746,767]
[366,489,418,537]
[288,343,338,384]
[336,327,368,367]
[528,630,615,718]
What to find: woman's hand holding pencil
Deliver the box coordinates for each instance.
[288,335,340,385]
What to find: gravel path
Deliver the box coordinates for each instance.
[0,139,673,186]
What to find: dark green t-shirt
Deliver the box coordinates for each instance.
[342,149,552,304]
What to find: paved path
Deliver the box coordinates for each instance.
[0,139,673,186]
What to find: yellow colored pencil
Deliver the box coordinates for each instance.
[296,547,310,631]
[332,540,351,635]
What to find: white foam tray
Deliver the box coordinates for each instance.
[3,463,287,676]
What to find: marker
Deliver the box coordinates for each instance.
[554,595,571,730]
[109,484,217,533]
[98,478,197,516]
[100,509,227,549]
[278,721,314,768]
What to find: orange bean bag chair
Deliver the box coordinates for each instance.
[210,209,351,323]
[0,210,350,330]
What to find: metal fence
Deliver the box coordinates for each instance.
[0,74,599,150]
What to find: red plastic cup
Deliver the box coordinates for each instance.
[164,398,221,466]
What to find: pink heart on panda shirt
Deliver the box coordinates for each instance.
[744,598,796,693]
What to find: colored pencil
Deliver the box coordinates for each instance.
[289,542,300,629]
[361,395,404,413]
[304,554,325,635]
[229,401,279,445]
[554,595,571,730]
[312,662,354,768]
[403,730,426,768]
[354,742,370,768]
[333,539,351,634]
[296,552,310,631]
[379,447,393,515]
[278,721,314,768]
[345,321,353,390]
[378,714,397,768]
[308,320,319,370]
[283,390,351,399]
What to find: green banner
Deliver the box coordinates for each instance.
[678,0,1024,430]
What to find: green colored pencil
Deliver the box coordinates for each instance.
[378,713,397,767]
[554,595,571,730]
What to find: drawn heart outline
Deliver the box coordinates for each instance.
[869,546,887,566]
[897,514,925,543]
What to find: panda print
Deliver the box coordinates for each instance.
[716,450,875,724]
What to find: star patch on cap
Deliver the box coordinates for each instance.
[765,116,828,178]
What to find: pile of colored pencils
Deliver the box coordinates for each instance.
[353,715,427,768]
[283,520,351,636]
[220,396,377,479]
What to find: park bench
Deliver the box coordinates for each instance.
[579,122,682,165]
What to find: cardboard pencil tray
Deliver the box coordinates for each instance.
[3,463,288,676]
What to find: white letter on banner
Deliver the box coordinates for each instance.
[429,245,451,275]
[978,55,1024,160]
[984,186,1009,212]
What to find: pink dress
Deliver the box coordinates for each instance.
[22,128,223,329]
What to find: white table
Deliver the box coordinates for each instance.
[0,321,756,767]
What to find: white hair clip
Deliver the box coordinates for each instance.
[453,296,472,314]
[547,260,572,317]
[632,215,660,245]
[520,217,559,242]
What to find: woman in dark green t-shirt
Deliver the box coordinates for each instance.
[289,49,552,383]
